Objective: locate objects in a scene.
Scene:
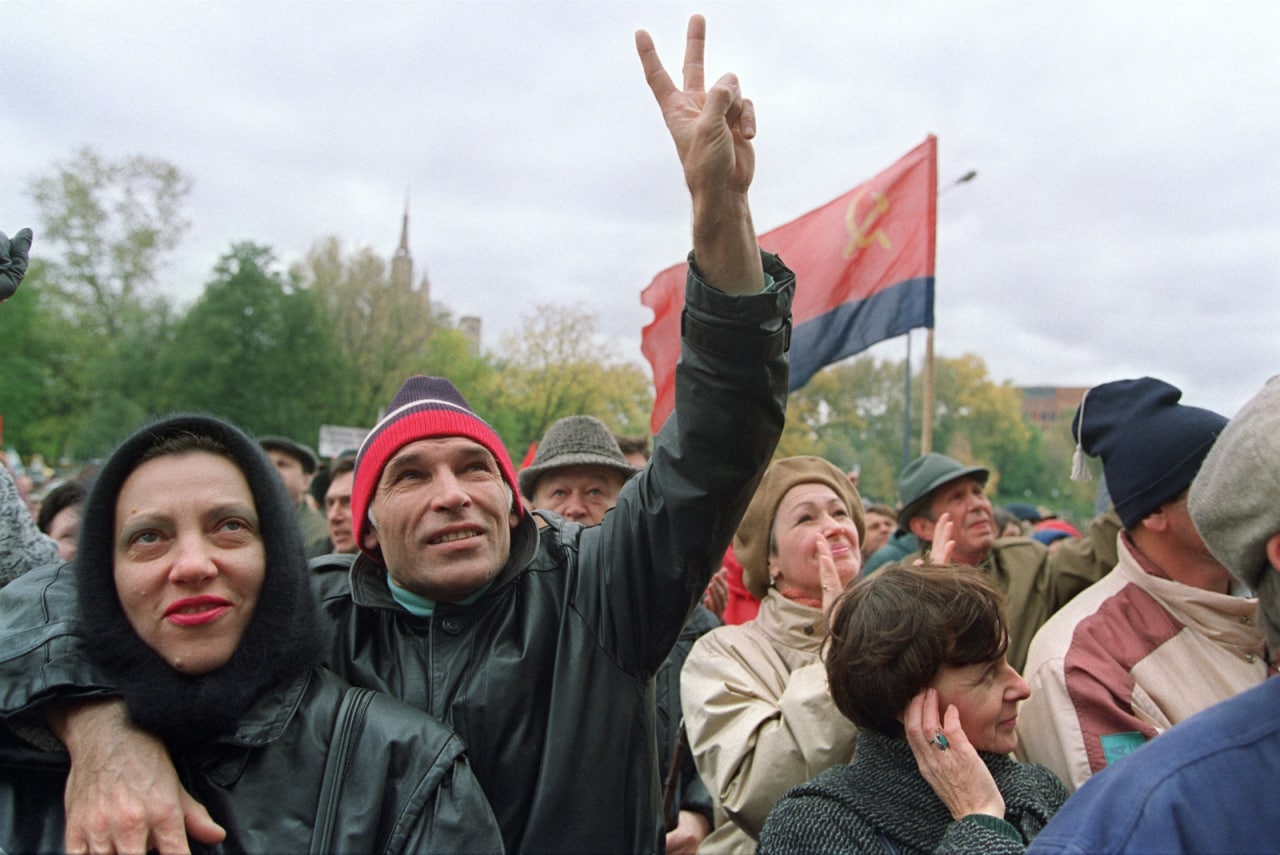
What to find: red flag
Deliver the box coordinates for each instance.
[641,136,938,433]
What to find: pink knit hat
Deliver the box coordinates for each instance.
[352,376,523,564]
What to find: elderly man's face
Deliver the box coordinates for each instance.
[264,450,311,504]
[530,465,626,526]
[362,437,518,601]
[913,475,995,566]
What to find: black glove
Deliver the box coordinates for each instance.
[0,228,34,301]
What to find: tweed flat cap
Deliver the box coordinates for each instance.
[518,415,640,499]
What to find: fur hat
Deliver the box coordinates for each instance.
[1188,375,1280,593]
[1073,377,1227,529]
[896,453,989,529]
[353,376,522,565]
[517,415,640,499]
[75,414,321,748]
[734,456,866,599]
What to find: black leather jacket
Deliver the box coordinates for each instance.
[0,660,502,854]
[0,253,793,853]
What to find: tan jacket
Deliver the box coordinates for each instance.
[1016,533,1268,791]
[680,590,858,854]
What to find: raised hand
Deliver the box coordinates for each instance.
[635,16,763,294]
[0,228,33,302]
[903,688,1005,821]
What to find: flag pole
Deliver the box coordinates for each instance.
[902,331,913,470]
[925,168,978,457]
[922,328,935,454]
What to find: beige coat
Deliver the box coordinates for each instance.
[680,590,858,854]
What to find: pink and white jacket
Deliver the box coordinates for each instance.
[1015,532,1270,791]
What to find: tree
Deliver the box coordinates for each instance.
[17,148,192,457]
[484,304,654,458]
[291,236,446,424]
[28,147,191,339]
[153,243,344,441]
[780,353,1066,514]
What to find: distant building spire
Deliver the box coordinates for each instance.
[391,190,412,291]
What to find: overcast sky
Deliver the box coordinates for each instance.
[4,1,1277,421]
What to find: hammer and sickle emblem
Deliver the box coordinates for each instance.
[844,190,890,257]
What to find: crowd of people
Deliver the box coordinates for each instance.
[2,14,1279,855]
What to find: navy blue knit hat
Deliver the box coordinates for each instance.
[1072,377,1227,529]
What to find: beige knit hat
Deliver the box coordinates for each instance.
[734,456,866,599]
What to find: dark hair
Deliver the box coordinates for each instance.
[864,503,896,520]
[36,481,86,534]
[826,564,1008,738]
[329,455,356,482]
[613,433,650,461]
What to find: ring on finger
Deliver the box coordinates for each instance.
[930,728,949,751]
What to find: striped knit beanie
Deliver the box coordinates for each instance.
[352,376,523,565]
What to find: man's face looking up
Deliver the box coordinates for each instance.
[362,437,518,601]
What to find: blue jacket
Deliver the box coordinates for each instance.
[1028,675,1280,854]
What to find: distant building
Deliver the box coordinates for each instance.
[459,316,482,357]
[391,200,431,303]
[1020,386,1089,428]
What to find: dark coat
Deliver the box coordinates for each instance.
[308,254,793,852]
[759,729,1067,855]
[0,410,501,855]
[0,254,794,854]
[0,664,501,854]
[657,604,721,828]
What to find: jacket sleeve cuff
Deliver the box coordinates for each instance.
[683,250,794,362]
[959,812,1021,843]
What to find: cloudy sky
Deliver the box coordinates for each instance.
[4,1,1277,420]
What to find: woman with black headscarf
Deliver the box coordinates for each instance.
[0,414,502,854]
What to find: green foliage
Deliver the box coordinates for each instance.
[780,353,1094,524]
[484,304,654,459]
[151,243,345,442]
[291,236,443,426]
[28,147,190,339]
[9,147,1098,525]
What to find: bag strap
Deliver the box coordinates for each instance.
[309,686,376,855]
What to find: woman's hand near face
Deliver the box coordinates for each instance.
[903,687,1004,821]
[816,537,844,619]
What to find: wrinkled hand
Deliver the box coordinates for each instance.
[918,511,957,565]
[702,566,729,618]
[636,16,762,294]
[903,688,1004,821]
[0,227,33,301]
[635,15,755,202]
[51,699,225,854]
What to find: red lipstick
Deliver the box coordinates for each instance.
[164,596,232,626]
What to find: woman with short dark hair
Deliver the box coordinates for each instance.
[759,564,1067,854]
